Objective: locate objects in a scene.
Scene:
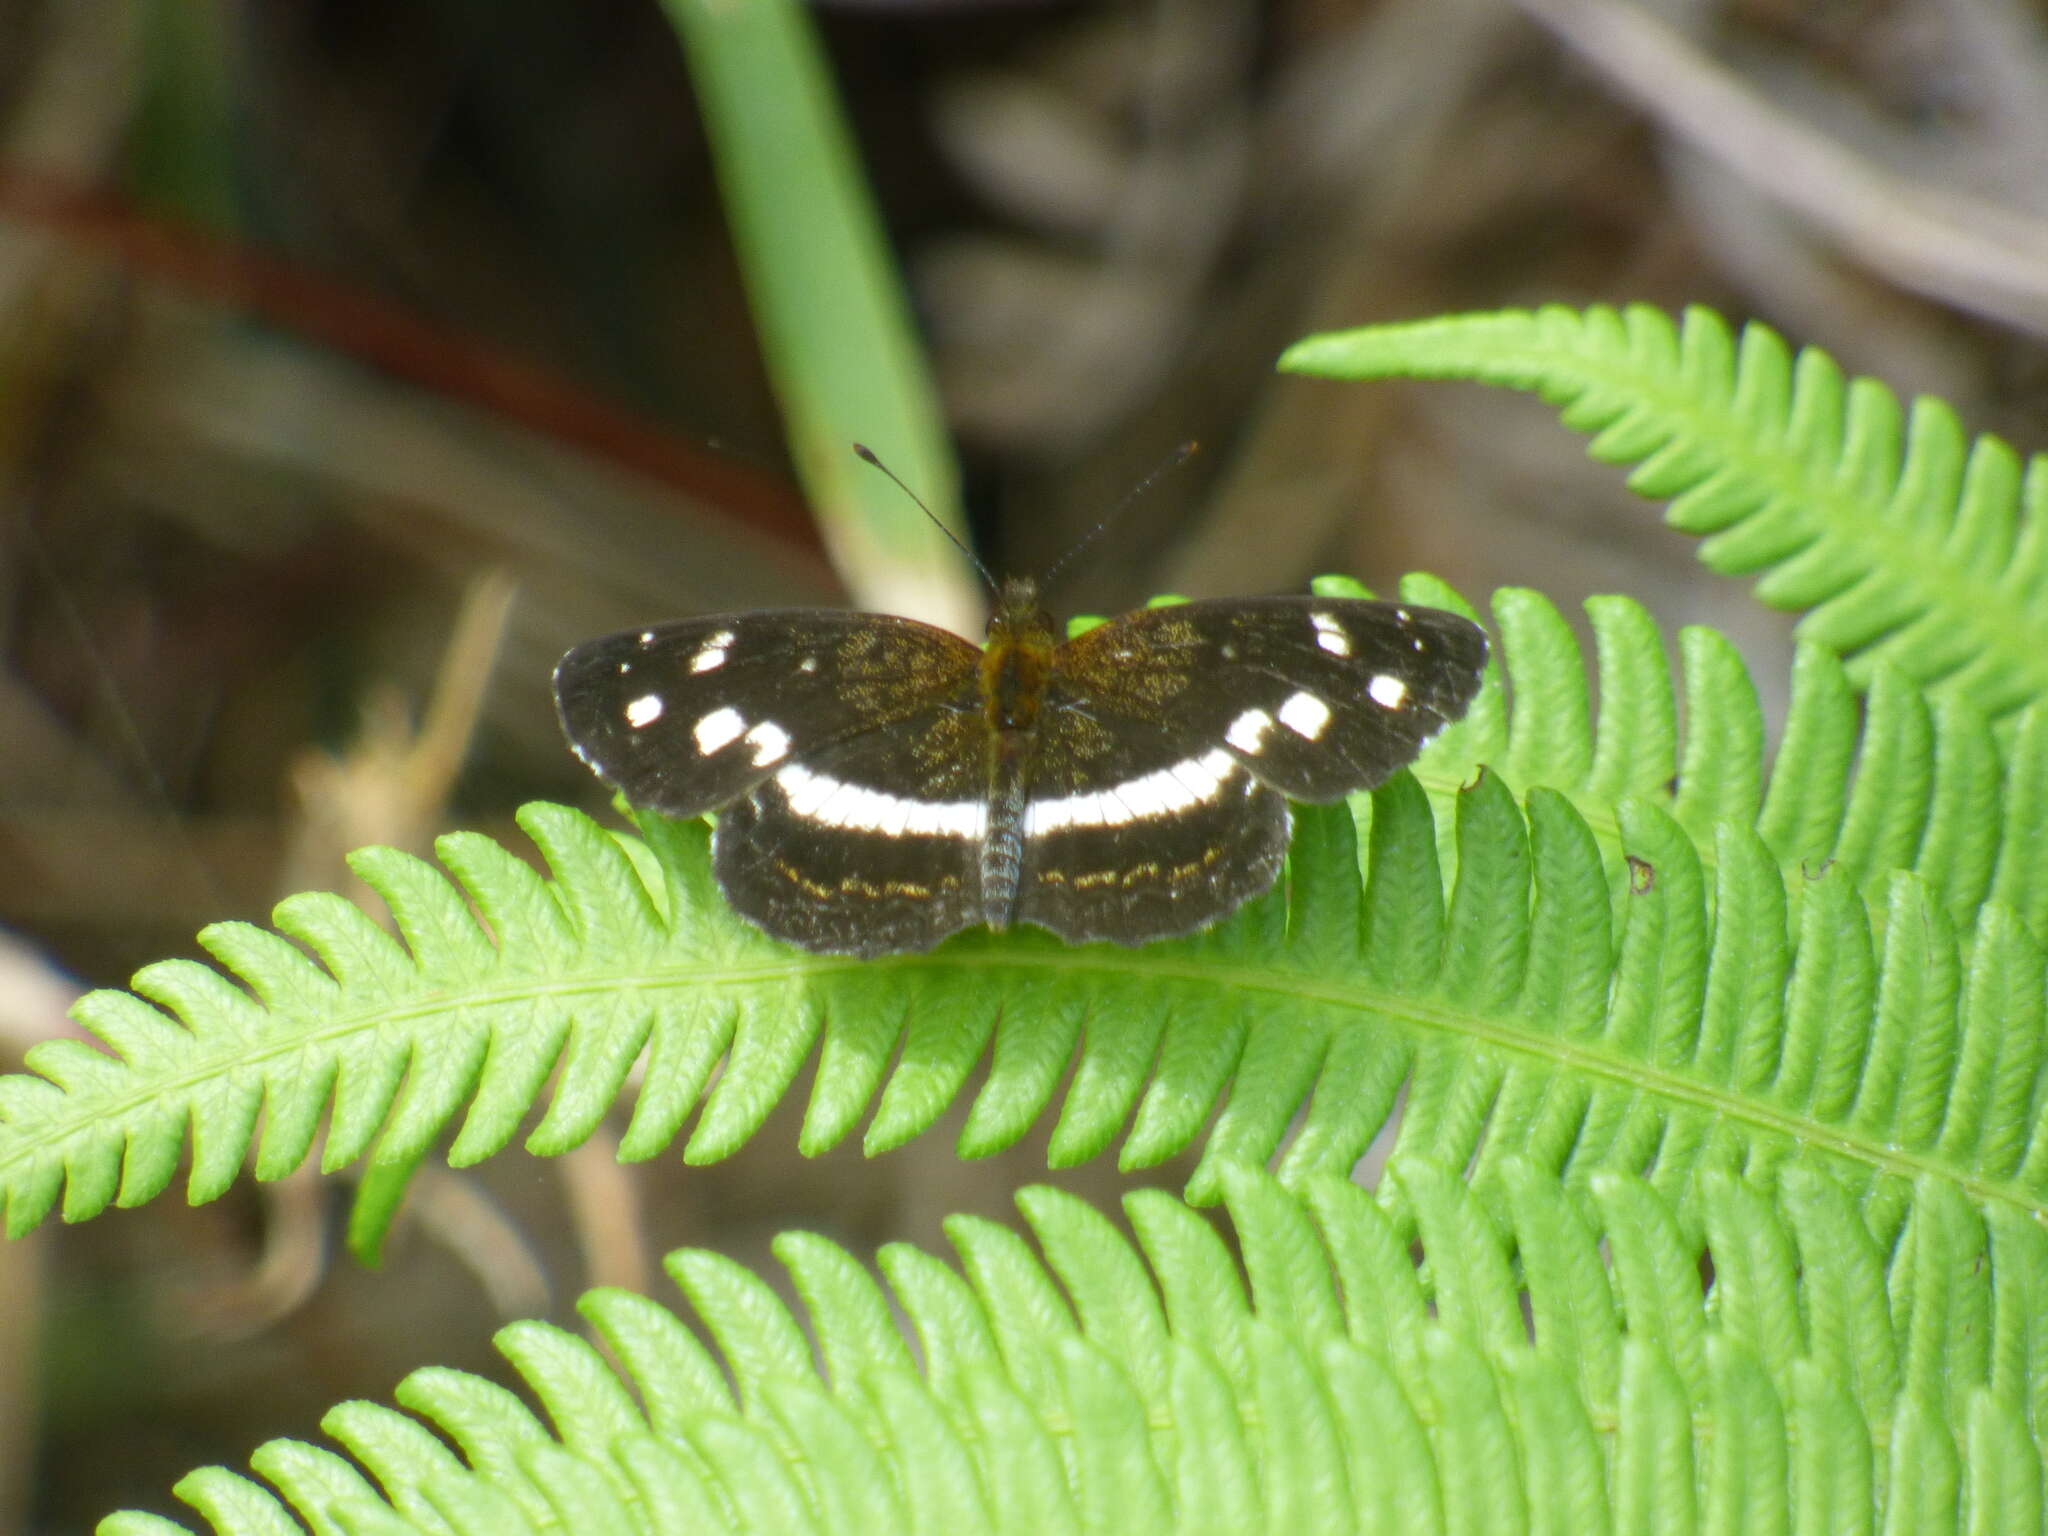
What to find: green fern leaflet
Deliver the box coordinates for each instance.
[1283,303,2048,724]
[99,1171,2045,1535]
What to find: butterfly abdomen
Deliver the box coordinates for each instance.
[980,755,1027,930]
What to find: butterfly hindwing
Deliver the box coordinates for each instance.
[1012,706,1291,945]
[1051,596,1486,801]
[552,610,982,818]
[713,713,989,956]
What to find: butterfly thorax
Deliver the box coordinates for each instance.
[980,577,1057,736]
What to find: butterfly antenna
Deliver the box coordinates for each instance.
[1041,440,1199,588]
[852,443,997,593]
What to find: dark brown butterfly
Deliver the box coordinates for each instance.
[554,576,1485,957]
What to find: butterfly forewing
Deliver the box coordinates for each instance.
[1051,596,1486,802]
[553,611,982,818]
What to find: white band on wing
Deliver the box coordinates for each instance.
[772,763,988,839]
[1023,747,1240,835]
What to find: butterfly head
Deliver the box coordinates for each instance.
[987,576,1054,645]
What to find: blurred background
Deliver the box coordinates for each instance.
[3,0,2046,1526]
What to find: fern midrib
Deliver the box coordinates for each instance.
[1541,332,2048,705]
[902,949,2029,1218]
[9,947,2029,1228]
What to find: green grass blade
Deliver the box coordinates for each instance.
[657,0,979,628]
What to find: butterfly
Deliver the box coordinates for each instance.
[553,574,1487,957]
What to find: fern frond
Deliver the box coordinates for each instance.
[6,581,2042,1270]
[1282,303,2048,722]
[1369,573,2042,943]
[100,1170,2044,1535]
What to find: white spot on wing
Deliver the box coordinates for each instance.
[1279,691,1332,739]
[691,635,733,673]
[638,630,656,646]
[1312,612,1352,657]
[693,706,745,754]
[625,693,664,728]
[1024,748,1237,835]
[1368,674,1409,709]
[1226,708,1273,754]
[744,720,790,766]
[772,764,985,838]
